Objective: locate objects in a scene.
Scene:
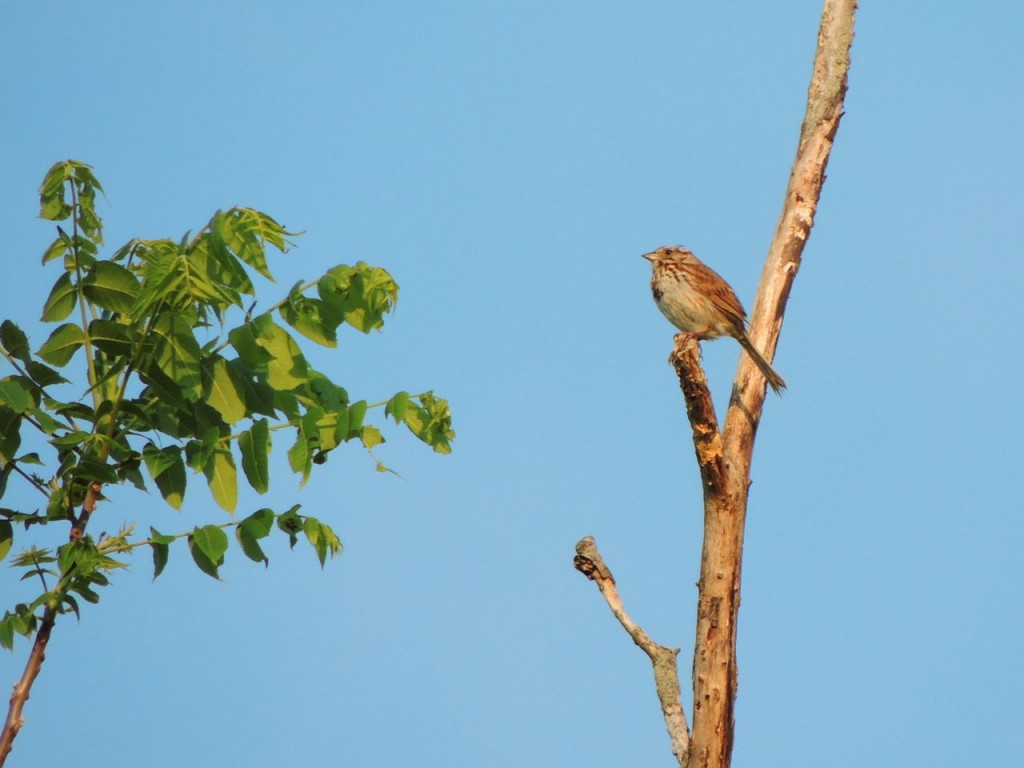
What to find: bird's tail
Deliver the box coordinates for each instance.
[737,334,786,395]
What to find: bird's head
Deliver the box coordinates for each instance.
[642,245,693,264]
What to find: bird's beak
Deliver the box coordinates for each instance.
[642,251,656,262]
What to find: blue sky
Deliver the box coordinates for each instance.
[2,2,1022,766]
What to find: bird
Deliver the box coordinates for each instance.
[642,245,786,394]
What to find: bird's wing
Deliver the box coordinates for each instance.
[688,260,748,328]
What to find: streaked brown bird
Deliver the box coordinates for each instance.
[642,245,786,394]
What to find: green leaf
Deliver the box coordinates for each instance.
[142,442,182,475]
[345,400,367,437]
[244,507,275,537]
[313,410,340,455]
[142,443,186,510]
[301,407,326,450]
[360,425,384,450]
[186,549,219,581]
[403,393,455,454]
[130,241,180,316]
[24,360,68,388]
[318,262,399,333]
[0,380,33,414]
[0,321,31,363]
[150,538,169,579]
[185,428,220,472]
[287,428,311,485]
[0,521,12,562]
[70,162,104,192]
[51,400,94,421]
[45,486,71,521]
[148,528,174,581]
[286,407,332,483]
[8,604,40,638]
[279,283,338,348]
[227,358,277,418]
[302,516,342,568]
[385,391,410,423]
[119,458,147,491]
[256,321,308,390]
[41,272,77,322]
[204,443,237,513]
[203,357,247,425]
[273,390,299,420]
[38,161,73,221]
[276,505,303,548]
[183,236,247,314]
[201,216,255,295]
[236,508,274,565]
[307,371,348,411]
[228,315,272,369]
[41,162,70,196]
[236,525,267,565]
[27,409,59,438]
[69,580,102,604]
[238,418,270,493]
[37,323,85,366]
[110,239,138,263]
[82,261,140,314]
[332,404,349,442]
[40,195,71,221]
[58,593,80,620]
[191,524,228,563]
[59,538,100,575]
[41,237,69,265]
[147,312,202,400]
[188,527,225,579]
[88,319,132,356]
[178,251,238,311]
[149,527,175,547]
[63,237,97,268]
[50,430,93,449]
[138,366,188,410]
[73,456,120,484]
[218,208,298,281]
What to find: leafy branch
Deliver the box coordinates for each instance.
[0,160,455,765]
[0,503,341,652]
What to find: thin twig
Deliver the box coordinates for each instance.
[574,536,689,766]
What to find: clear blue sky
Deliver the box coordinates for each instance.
[3,3,1022,766]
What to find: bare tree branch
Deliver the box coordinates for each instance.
[682,3,858,767]
[574,537,690,766]
[587,3,857,767]
[730,0,858,433]
[0,482,105,766]
[669,336,725,490]
[0,611,55,766]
